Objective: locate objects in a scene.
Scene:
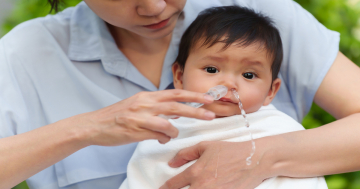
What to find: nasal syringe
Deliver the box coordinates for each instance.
[185,85,228,108]
[159,85,228,119]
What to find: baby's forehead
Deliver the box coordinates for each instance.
[189,39,274,63]
[191,36,268,51]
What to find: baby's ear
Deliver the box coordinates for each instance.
[172,62,184,89]
[263,78,281,106]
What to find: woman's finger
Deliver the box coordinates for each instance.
[113,113,173,143]
[154,89,214,104]
[133,129,172,144]
[139,115,179,139]
[168,141,210,168]
[159,170,191,189]
[155,102,215,120]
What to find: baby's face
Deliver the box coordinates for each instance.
[173,42,281,117]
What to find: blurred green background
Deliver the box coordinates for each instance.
[2,0,359,189]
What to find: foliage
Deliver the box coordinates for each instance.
[12,181,29,189]
[2,0,360,189]
[1,0,81,36]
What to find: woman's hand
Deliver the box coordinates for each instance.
[160,140,276,189]
[71,89,216,146]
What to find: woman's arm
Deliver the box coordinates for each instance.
[314,52,360,119]
[0,90,215,189]
[271,52,360,176]
[161,52,360,189]
[0,120,87,189]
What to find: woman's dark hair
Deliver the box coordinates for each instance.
[175,6,283,82]
[48,0,62,12]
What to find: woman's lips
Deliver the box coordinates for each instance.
[143,18,170,29]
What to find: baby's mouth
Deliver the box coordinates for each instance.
[218,97,238,104]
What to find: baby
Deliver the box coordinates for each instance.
[120,6,327,189]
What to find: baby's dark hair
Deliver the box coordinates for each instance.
[175,6,283,82]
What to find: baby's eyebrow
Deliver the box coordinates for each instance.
[201,55,227,62]
[242,60,265,69]
[200,56,267,70]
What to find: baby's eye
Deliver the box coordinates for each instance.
[204,67,219,73]
[243,72,256,79]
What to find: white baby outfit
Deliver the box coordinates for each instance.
[119,105,328,189]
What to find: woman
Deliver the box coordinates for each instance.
[1,0,360,189]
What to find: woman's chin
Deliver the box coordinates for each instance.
[138,16,178,39]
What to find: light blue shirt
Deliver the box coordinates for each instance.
[0,0,339,188]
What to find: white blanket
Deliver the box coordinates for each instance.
[119,105,327,189]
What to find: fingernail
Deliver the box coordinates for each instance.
[204,94,213,102]
[168,158,175,165]
[204,111,215,119]
[159,140,165,144]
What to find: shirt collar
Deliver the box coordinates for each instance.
[68,2,129,78]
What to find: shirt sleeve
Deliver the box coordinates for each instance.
[232,0,340,120]
[0,39,30,138]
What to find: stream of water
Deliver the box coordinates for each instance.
[231,89,256,166]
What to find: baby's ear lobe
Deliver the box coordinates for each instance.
[172,62,184,89]
[263,78,281,106]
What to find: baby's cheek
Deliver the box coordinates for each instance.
[243,96,264,113]
[183,84,214,94]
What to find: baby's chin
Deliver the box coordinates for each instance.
[202,102,260,118]
[201,103,240,118]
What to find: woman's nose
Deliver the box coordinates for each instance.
[137,0,167,17]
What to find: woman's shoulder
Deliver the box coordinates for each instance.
[0,6,82,86]
[3,11,73,46]
[0,3,84,55]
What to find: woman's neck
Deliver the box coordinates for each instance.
[108,24,172,88]
[110,25,172,53]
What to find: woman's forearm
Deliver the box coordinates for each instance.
[264,113,360,178]
[0,117,89,189]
